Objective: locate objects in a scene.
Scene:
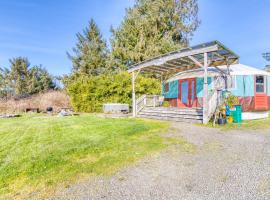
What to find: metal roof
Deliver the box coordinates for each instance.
[166,64,270,82]
[128,40,239,76]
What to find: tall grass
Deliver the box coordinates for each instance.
[0,91,70,113]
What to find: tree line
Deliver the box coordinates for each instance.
[0,0,200,110]
[0,57,56,99]
[66,0,199,79]
[66,0,199,112]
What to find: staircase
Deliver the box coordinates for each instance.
[137,107,203,123]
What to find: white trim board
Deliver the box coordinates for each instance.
[242,111,269,120]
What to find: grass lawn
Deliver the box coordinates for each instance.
[0,114,187,199]
[205,115,270,131]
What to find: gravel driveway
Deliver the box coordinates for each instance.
[51,123,270,200]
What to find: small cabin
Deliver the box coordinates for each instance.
[162,64,270,120]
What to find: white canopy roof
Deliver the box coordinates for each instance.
[166,63,270,82]
[128,41,239,76]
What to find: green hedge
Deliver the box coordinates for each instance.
[67,72,161,112]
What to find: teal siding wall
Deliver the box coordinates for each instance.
[162,80,178,98]
[267,76,270,96]
[196,77,214,98]
[163,75,256,99]
[229,75,254,97]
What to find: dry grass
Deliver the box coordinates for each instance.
[0,90,70,113]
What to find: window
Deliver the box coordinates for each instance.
[164,83,169,92]
[256,75,266,93]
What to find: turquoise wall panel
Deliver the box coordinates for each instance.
[162,80,178,98]
[229,75,254,97]
[244,75,255,96]
[196,77,214,98]
[267,76,270,96]
[163,75,256,99]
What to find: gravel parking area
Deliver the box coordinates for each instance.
[51,123,270,200]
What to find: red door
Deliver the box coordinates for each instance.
[178,78,197,108]
[254,75,268,110]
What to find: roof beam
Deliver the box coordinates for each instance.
[213,66,227,75]
[188,55,203,68]
[128,44,219,73]
[169,59,191,66]
[164,62,179,68]
[146,66,168,73]
[142,69,163,75]
[167,59,194,69]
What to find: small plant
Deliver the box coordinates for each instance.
[162,101,170,107]
[226,94,239,108]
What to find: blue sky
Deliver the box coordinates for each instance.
[0,0,269,75]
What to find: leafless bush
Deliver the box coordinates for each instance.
[0,90,70,113]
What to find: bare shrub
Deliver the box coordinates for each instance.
[0,90,70,113]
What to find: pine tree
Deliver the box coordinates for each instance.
[27,65,55,94]
[68,19,109,76]
[9,57,30,96]
[0,67,11,98]
[111,0,200,69]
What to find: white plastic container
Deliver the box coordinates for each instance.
[103,103,129,114]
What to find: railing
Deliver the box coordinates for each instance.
[204,75,227,123]
[135,95,164,115]
[205,89,224,123]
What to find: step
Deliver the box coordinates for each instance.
[141,109,203,116]
[138,112,203,120]
[137,114,202,123]
[144,107,203,112]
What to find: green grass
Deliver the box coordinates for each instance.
[203,116,270,131]
[0,114,180,199]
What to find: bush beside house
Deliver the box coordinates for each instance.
[67,72,161,112]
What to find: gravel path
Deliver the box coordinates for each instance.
[51,123,270,200]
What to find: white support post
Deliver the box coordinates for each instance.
[203,52,209,124]
[132,72,136,117]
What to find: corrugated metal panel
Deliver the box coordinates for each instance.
[255,94,268,110]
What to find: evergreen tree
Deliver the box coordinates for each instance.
[9,57,30,96]
[0,57,56,98]
[0,67,12,98]
[111,0,200,69]
[68,19,109,76]
[28,65,55,94]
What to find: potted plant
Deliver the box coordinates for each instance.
[217,104,227,125]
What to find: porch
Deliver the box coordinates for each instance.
[136,95,203,123]
[128,41,239,124]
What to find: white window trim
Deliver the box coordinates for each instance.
[255,75,266,94]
